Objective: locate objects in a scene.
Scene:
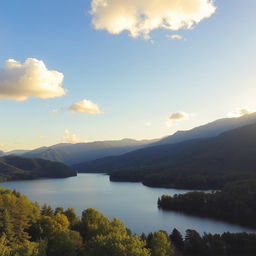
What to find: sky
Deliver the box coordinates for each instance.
[0,0,256,151]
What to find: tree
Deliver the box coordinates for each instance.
[47,230,84,256]
[169,228,184,249]
[41,204,54,217]
[87,231,149,256]
[150,231,174,256]
[0,234,11,256]
[184,229,206,256]
[64,208,79,227]
[81,208,110,239]
[54,207,64,215]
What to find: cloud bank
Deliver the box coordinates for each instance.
[90,0,216,39]
[69,99,101,114]
[227,108,256,118]
[63,129,82,143]
[0,58,66,101]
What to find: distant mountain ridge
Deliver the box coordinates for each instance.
[23,138,156,165]
[2,113,256,167]
[75,121,256,189]
[156,112,256,145]
[0,155,76,182]
[74,113,256,170]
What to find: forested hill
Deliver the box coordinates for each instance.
[0,155,76,182]
[75,122,256,189]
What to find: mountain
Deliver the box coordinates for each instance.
[74,113,256,172]
[76,122,256,189]
[0,155,77,182]
[24,139,156,165]
[5,149,31,155]
[156,112,256,145]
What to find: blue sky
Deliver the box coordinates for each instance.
[0,0,256,150]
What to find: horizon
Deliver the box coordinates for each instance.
[2,111,256,152]
[1,0,256,151]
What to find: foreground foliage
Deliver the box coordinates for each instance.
[1,187,256,255]
[0,188,172,256]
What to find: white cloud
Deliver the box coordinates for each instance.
[167,34,183,40]
[227,108,256,118]
[69,99,101,114]
[90,0,216,39]
[0,58,66,101]
[62,129,82,143]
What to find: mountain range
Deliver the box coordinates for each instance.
[74,117,256,189]
[1,113,256,170]
[21,139,156,165]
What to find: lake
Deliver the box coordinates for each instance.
[1,173,255,235]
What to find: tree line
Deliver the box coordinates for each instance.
[158,179,256,228]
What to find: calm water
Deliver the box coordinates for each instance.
[1,173,256,235]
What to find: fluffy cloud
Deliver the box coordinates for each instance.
[90,0,216,39]
[227,108,255,118]
[62,129,82,143]
[169,112,190,121]
[69,99,101,114]
[167,34,183,40]
[0,58,66,101]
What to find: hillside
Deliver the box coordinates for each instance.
[156,112,256,145]
[76,122,256,189]
[0,155,76,182]
[24,138,156,165]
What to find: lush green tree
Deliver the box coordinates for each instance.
[0,188,40,243]
[64,208,79,227]
[0,234,11,256]
[150,231,174,256]
[0,209,14,240]
[47,230,84,256]
[87,231,149,256]
[81,208,111,239]
[41,204,54,217]
[54,207,64,215]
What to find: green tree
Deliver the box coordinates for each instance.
[0,234,11,256]
[41,204,54,217]
[150,231,174,256]
[64,208,79,227]
[47,230,84,256]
